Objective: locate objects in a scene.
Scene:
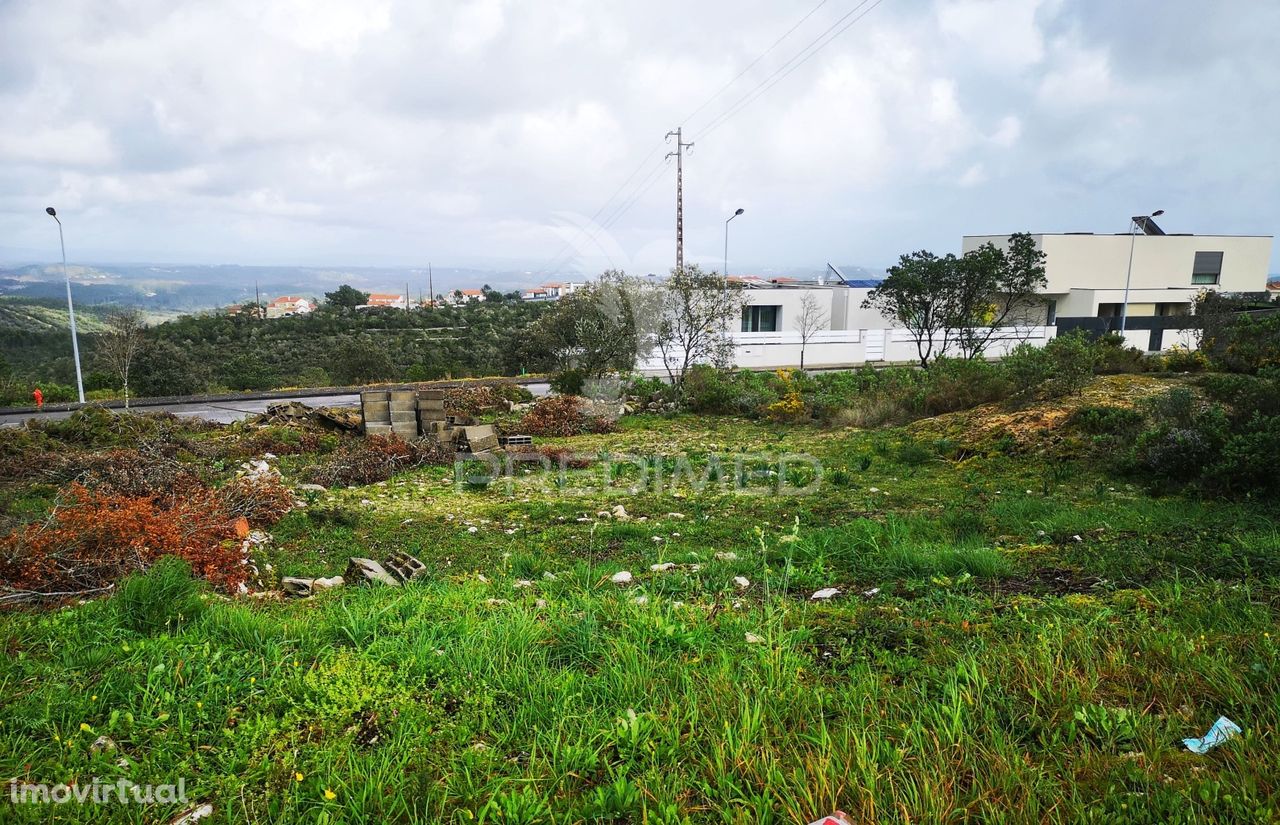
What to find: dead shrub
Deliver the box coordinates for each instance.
[218,473,295,526]
[41,448,207,503]
[444,385,506,418]
[536,445,594,469]
[0,483,247,604]
[304,434,452,487]
[518,396,618,437]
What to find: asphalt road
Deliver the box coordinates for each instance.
[0,384,550,426]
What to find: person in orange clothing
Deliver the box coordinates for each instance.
[32,387,43,409]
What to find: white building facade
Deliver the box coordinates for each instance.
[962,230,1273,351]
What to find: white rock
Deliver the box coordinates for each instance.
[745,632,765,644]
[633,595,648,605]
[485,598,509,606]
[514,580,534,589]
[733,576,751,590]
[535,598,548,608]
[170,804,214,825]
[611,504,630,521]
[651,536,664,543]
[862,587,881,598]
[542,571,557,581]
[611,570,633,584]
[810,587,840,601]
[476,574,489,584]
[468,526,479,534]
[1072,534,1083,542]
[667,512,685,519]
[650,562,676,572]
[714,552,738,562]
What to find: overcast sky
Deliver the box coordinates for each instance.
[1,0,1277,277]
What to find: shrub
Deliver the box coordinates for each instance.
[304,435,452,487]
[218,472,296,525]
[1069,406,1144,436]
[550,368,587,396]
[764,370,808,422]
[1002,343,1053,396]
[518,395,618,437]
[1206,414,1280,493]
[1199,373,1280,422]
[1158,345,1209,373]
[915,358,1009,416]
[42,448,207,503]
[623,375,672,404]
[112,556,205,634]
[1093,333,1147,374]
[443,385,507,418]
[0,483,247,603]
[1144,387,1198,429]
[1204,311,1280,374]
[680,367,778,416]
[1042,332,1101,397]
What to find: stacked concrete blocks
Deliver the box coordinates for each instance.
[389,389,419,439]
[361,390,392,436]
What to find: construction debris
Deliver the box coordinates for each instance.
[252,401,361,431]
[384,551,427,583]
[344,557,401,588]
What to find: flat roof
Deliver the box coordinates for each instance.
[964,232,1273,239]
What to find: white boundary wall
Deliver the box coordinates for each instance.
[637,326,1055,374]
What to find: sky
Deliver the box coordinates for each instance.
[1,0,1278,279]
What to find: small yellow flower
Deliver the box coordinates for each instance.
[79,723,92,732]
[197,702,203,709]
[91,695,97,702]
[250,677,256,684]
[324,788,337,800]
[295,772,304,783]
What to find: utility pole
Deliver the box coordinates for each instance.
[254,280,262,319]
[44,207,85,403]
[405,281,410,312]
[428,262,434,308]
[666,127,693,271]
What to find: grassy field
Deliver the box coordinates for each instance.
[1,403,1278,823]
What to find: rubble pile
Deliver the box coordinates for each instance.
[280,551,427,598]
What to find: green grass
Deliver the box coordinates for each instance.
[1,414,1278,822]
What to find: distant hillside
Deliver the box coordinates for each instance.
[0,296,111,335]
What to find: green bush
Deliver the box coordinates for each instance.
[680,366,777,415]
[550,368,587,396]
[1002,343,1053,396]
[1093,333,1147,374]
[1070,405,1144,436]
[113,556,206,635]
[915,358,1009,416]
[1199,373,1280,422]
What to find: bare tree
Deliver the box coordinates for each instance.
[99,307,146,409]
[655,264,745,389]
[793,292,830,370]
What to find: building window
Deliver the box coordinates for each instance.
[1046,299,1057,325]
[1097,302,1122,319]
[1192,251,1223,285]
[741,305,780,332]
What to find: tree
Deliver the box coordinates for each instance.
[793,292,829,370]
[132,341,211,398]
[863,251,959,369]
[655,264,745,388]
[526,270,653,377]
[333,339,394,385]
[324,284,370,310]
[951,232,1047,360]
[98,307,146,408]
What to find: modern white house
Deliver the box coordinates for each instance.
[962,225,1273,351]
[636,223,1273,375]
[521,281,584,301]
[359,293,409,310]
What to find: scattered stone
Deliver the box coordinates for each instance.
[611,504,630,521]
[385,551,427,583]
[514,579,534,589]
[281,577,315,598]
[170,804,214,825]
[650,562,676,572]
[344,558,401,588]
[714,551,738,562]
[633,595,648,605]
[542,571,557,581]
[745,633,765,644]
[90,735,117,754]
[610,570,633,584]
[313,576,344,591]
[485,598,510,606]
[297,484,327,493]
[667,512,685,519]
[810,587,840,601]
[862,587,881,598]
[535,598,548,608]
[733,576,751,590]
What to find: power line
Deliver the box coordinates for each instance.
[696,0,886,141]
[680,0,831,128]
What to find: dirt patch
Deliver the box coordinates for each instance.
[985,566,1105,598]
[907,374,1180,453]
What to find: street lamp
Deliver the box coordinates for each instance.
[45,207,85,404]
[1119,209,1164,334]
[723,207,744,294]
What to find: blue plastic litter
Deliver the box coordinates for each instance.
[1183,716,1242,754]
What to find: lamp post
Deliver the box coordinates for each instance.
[1119,208,1164,334]
[45,207,85,404]
[723,208,744,282]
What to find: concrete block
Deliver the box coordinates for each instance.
[345,557,401,587]
[385,551,427,583]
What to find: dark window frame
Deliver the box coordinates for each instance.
[1192,251,1223,285]
[741,305,780,332]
